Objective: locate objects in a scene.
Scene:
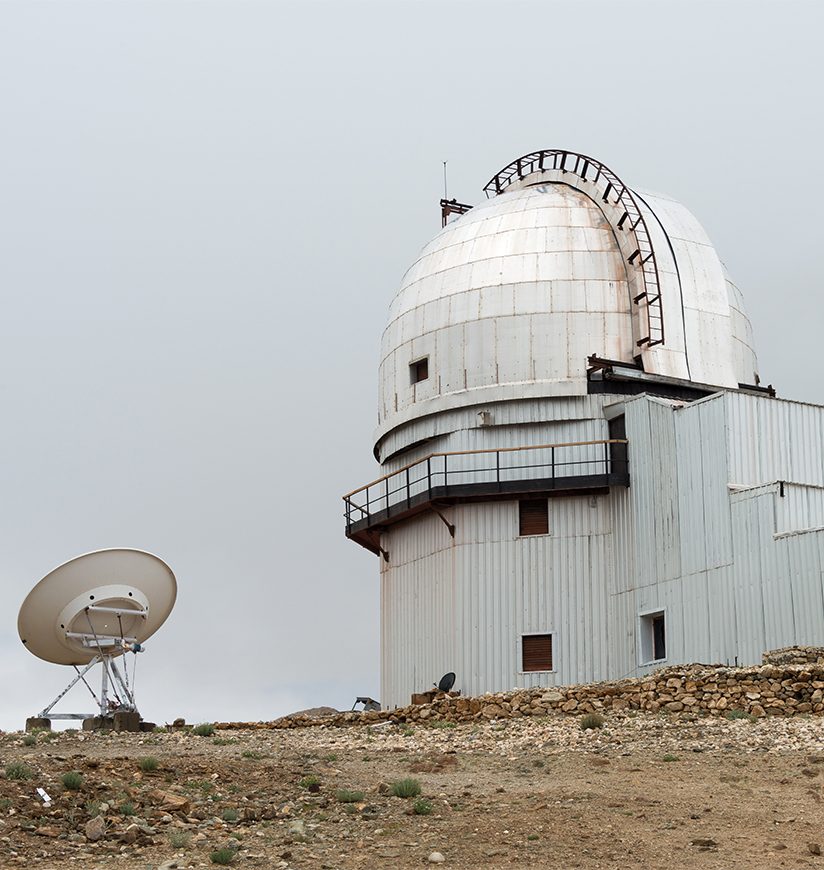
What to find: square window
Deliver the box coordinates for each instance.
[519,499,549,536]
[410,357,429,384]
[522,634,553,672]
[639,610,666,663]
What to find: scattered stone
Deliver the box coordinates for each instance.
[85,815,106,842]
[809,843,822,856]
[410,753,458,773]
[428,852,446,864]
[288,819,307,842]
[690,838,718,850]
[147,790,191,815]
[120,823,140,844]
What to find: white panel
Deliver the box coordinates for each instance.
[726,392,824,487]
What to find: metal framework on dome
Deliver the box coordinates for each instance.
[483,149,664,348]
[440,197,473,228]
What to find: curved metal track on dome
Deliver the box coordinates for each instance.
[484,150,664,348]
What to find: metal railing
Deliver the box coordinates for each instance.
[343,439,628,533]
[482,148,664,349]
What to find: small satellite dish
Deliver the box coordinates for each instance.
[17,549,177,730]
[436,672,456,693]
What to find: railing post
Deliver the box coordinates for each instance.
[406,467,411,509]
[385,477,389,515]
[551,446,555,483]
[365,488,371,523]
[604,440,609,476]
[427,456,432,498]
[443,454,448,487]
[496,450,500,491]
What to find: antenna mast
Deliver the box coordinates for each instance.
[439,160,473,228]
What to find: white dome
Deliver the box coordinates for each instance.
[376,151,758,451]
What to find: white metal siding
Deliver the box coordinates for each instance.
[378,392,824,708]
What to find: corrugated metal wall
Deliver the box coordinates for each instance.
[380,496,615,707]
[379,395,616,470]
[726,392,824,487]
[378,391,824,709]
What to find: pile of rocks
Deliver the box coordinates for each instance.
[218,658,824,731]
[762,645,824,666]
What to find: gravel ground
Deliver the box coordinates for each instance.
[2,712,824,869]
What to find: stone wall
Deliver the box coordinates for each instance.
[217,657,824,731]
[762,646,824,666]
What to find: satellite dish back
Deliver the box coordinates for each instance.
[18,549,177,666]
[437,672,456,693]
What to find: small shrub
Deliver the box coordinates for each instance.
[390,778,421,798]
[298,774,320,790]
[120,801,136,816]
[662,754,679,763]
[399,725,415,737]
[210,849,235,865]
[527,833,540,841]
[725,709,755,722]
[241,750,264,760]
[153,726,168,733]
[169,830,191,848]
[579,713,605,731]
[193,723,216,738]
[5,762,34,781]
[0,798,13,811]
[323,753,338,762]
[222,807,239,822]
[336,789,365,803]
[42,730,60,742]
[61,771,83,790]
[138,756,159,772]
[23,733,37,746]
[85,800,102,817]
[412,797,433,815]
[213,737,237,746]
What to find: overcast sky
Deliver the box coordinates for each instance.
[0,0,821,732]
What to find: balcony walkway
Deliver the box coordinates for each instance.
[343,439,629,555]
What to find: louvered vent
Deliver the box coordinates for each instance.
[522,634,553,672]
[519,499,549,536]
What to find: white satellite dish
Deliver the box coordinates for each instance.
[18,548,177,730]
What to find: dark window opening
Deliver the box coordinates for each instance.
[522,634,553,672]
[652,614,666,661]
[410,357,429,384]
[608,414,628,475]
[519,499,549,536]
[640,610,666,663]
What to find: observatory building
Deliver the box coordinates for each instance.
[343,149,824,710]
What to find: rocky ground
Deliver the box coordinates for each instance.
[1,712,824,869]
